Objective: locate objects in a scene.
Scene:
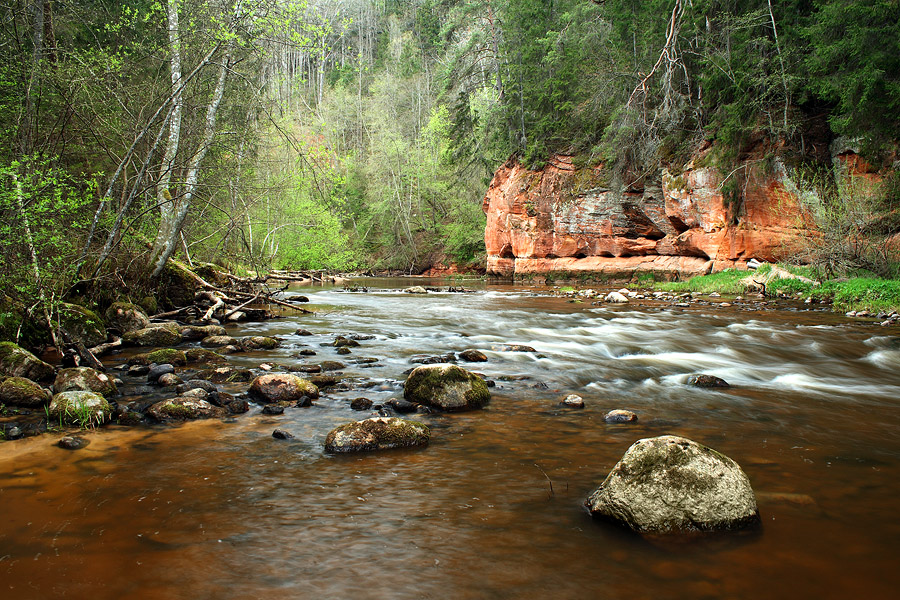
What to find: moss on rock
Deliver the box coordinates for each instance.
[146,348,188,366]
[404,364,490,412]
[59,303,107,347]
[248,373,319,403]
[104,302,151,334]
[53,367,118,397]
[324,417,430,453]
[122,323,182,347]
[0,342,54,382]
[146,397,227,421]
[49,391,112,426]
[0,376,51,407]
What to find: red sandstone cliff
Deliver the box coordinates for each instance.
[482,148,821,279]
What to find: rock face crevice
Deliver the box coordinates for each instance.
[482,151,817,279]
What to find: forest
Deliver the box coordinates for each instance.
[1,0,898,343]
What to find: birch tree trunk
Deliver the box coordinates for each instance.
[149,30,235,277]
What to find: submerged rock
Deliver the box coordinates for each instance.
[0,342,54,382]
[249,373,319,404]
[687,374,730,388]
[0,376,51,407]
[324,417,430,453]
[403,364,490,412]
[604,409,638,423]
[57,436,90,450]
[585,435,760,533]
[272,429,294,440]
[54,367,118,397]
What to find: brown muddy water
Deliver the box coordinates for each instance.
[2,279,899,599]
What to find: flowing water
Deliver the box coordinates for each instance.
[2,279,899,599]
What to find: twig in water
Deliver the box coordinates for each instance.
[534,462,554,499]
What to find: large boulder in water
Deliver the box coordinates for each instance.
[54,367,118,397]
[0,342,54,382]
[104,302,150,334]
[249,373,319,404]
[49,391,112,426]
[404,364,490,412]
[0,376,51,407]
[585,435,759,533]
[324,417,430,453]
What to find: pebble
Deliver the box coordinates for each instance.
[147,364,175,383]
[262,405,285,415]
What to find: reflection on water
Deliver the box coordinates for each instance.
[1,279,899,599]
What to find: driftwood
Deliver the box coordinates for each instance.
[88,336,123,357]
[222,291,261,321]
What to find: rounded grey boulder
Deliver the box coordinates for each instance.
[585,435,759,533]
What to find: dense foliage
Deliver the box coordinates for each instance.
[0,0,898,343]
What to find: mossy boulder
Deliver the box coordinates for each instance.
[585,435,760,533]
[184,348,228,364]
[104,302,151,334]
[146,397,227,421]
[49,391,112,426]
[54,367,118,397]
[248,373,319,403]
[240,336,280,351]
[146,348,187,366]
[324,417,430,453]
[403,364,490,412]
[196,366,254,383]
[201,335,239,348]
[122,323,182,347]
[180,324,227,340]
[0,342,54,382]
[0,376,51,407]
[59,303,107,347]
[192,262,231,287]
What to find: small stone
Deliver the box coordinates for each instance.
[324,417,430,453]
[272,429,294,440]
[147,364,175,383]
[297,349,317,356]
[605,292,629,303]
[6,426,24,440]
[226,399,250,414]
[128,364,151,376]
[57,436,89,450]
[604,409,638,423]
[336,347,352,355]
[295,329,314,336]
[262,404,285,415]
[687,374,730,388]
[404,286,427,294]
[157,372,182,387]
[459,349,488,362]
[295,395,313,407]
[351,397,373,411]
[259,363,274,371]
[387,398,418,413]
[560,394,584,408]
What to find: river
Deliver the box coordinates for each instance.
[1,279,899,599]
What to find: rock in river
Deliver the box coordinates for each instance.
[324,417,430,453]
[585,435,760,533]
[54,367,118,397]
[147,397,227,421]
[49,391,112,426]
[604,409,638,423]
[404,364,490,412]
[687,374,730,388]
[249,373,319,404]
